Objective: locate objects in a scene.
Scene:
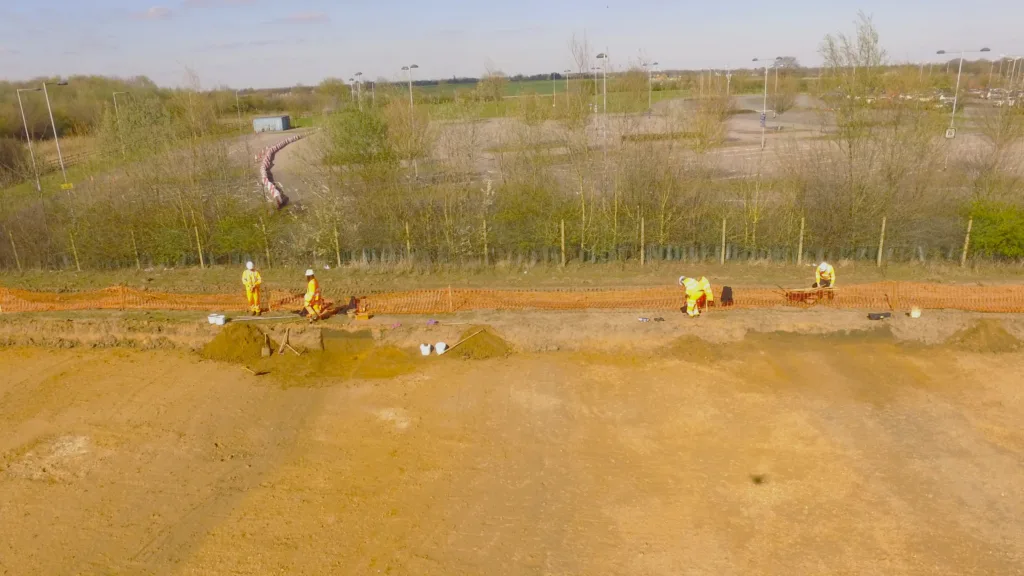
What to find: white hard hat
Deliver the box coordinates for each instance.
[246,261,254,270]
[305,269,315,276]
[818,262,830,272]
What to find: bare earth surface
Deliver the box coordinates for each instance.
[1,309,1023,575]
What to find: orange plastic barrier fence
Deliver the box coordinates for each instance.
[2,282,1024,315]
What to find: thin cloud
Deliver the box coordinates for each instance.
[132,6,173,20]
[182,0,254,8]
[274,11,330,24]
[203,38,306,51]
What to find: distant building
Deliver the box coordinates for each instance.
[252,115,291,133]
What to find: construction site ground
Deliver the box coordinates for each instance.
[1,307,1023,575]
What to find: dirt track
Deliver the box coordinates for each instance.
[1,310,1023,574]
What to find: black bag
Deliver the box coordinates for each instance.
[721,286,734,307]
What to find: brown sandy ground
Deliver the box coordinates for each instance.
[0,310,1022,575]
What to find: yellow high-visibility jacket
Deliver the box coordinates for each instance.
[242,269,262,290]
[816,265,835,287]
[682,277,702,301]
[304,278,321,305]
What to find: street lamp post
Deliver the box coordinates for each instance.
[552,72,557,107]
[644,61,659,111]
[233,89,242,129]
[936,48,991,131]
[564,69,571,106]
[113,91,128,159]
[356,71,364,109]
[773,63,781,118]
[596,53,608,113]
[42,80,69,185]
[16,88,42,192]
[401,64,419,112]
[753,57,782,150]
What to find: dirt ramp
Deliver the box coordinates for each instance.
[946,320,1021,353]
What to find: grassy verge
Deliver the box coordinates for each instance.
[3,260,1023,297]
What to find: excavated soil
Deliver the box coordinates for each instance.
[201,324,271,363]
[448,326,512,360]
[946,319,1021,353]
[2,330,1023,574]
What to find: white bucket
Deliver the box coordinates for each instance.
[208,313,218,325]
[910,307,922,319]
[419,343,432,356]
[435,342,448,355]
[212,314,227,326]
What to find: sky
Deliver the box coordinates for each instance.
[1,0,1022,89]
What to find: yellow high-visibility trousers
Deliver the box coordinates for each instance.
[245,286,261,313]
[686,294,707,317]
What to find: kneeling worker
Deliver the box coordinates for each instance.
[242,261,262,316]
[679,275,715,318]
[303,269,324,323]
[814,262,836,288]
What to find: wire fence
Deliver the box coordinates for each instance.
[3,282,1024,315]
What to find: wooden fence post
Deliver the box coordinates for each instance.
[876,216,887,268]
[960,216,973,268]
[333,225,342,269]
[720,218,726,265]
[405,221,412,261]
[258,217,272,268]
[560,219,566,267]
[193,225,205,269]
[69,231,82,272]
[8,229,22,272]
[796,216,805,266]
[130,228,141,270]
[640,217,646,266]
[482,218,489,266]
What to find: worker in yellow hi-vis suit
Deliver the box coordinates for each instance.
[814,262,836,288]
[242,261,262,315]
[679,275,715,317]
[303,269,324,323]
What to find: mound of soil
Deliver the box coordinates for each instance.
[946,320,1020,353]
[451,327,511,360]
[201,324,271,364]
[664,336,725,363]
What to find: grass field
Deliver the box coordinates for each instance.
[3,260,1024,297]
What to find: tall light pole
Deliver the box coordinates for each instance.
[773,63,782,117]
[564,69,571,105]
[644,61,659,111]
[113,91,128,159]
[16,88,42,192]
[753,57,782,150]
[596,53,608,113]
[233,89,243,129]
[936,48,991,131]
[401,64,419,112]
[725,68,733,97]
[356,71,364,109]
[551,72,557,107]
[348,78,356,103]
[42,80,69,185]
